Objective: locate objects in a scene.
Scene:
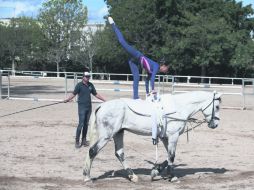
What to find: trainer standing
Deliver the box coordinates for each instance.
[64,71,106,148]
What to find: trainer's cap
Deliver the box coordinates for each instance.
[83,72,90,77]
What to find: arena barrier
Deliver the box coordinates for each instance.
[0,71,10,99]
[0,71,149,102]
[0,70,253,109]
[73,72,149,93]
[0,71,2,98]
[171,75,254,109]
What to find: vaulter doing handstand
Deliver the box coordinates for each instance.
[108,17,169,145]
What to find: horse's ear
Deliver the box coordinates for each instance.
[216,92,223,97]
[215,92,223,101]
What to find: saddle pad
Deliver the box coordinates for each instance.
[121,98,155,116]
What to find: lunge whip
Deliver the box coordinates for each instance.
[0,101,63,118]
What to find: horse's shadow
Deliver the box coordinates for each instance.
[93,160,228,181]
[173,166,228,178]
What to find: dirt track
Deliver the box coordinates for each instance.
[0,79,254,190]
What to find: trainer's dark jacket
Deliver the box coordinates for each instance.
[73,81,97,142]
[73,81,97,107]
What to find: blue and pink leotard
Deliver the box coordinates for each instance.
[111,23,159,99]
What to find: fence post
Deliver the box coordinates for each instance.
[65,72,67,98]
[158,75,161,93]
[172,76,175,94]
[242,79,245,110]
[7,72,10,99]
[74,73,77,102]
[0,70,2,99]
[252,79,254,94]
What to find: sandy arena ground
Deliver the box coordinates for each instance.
[0,78,254,190]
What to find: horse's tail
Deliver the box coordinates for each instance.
[88,105,100,145]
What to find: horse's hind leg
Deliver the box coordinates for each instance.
[83,137,110,182]
[113,130,138,182]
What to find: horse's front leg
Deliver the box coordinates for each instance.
[150,135,179,181]
[150,126,180,181]
[113,130,138,182]
[151,137,168,180]
[166,132,179,181]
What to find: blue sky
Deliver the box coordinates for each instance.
[0,0,108,23]
[0,0,253,24]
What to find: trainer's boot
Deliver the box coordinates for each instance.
[75,138,80,148]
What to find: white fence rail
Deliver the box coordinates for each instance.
[0,70,253,109]
[171,75,254,109]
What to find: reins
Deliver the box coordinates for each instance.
[184,119,206,133]
[161,93,220,143]
[163,92,220,128]
[0,101,63,118]
[184,118,207,142]
[164,115,206,141]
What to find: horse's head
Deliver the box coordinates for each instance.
[202,91,222,129]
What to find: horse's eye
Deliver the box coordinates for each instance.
[216,105,220,110]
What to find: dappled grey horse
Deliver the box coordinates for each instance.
[83,91,222,182]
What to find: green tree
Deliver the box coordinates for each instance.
[0,23,8,69]
[0,17,44,73]
[15,17,48,71]
[38,0,87,76]
[231,40,254,77]
[70,24,105,73]
[103,0,254,77]
[179,0,254,77]
[93,25,130,74]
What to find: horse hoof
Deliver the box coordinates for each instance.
[170,176,178,182]
[83,176,92,183]
[129,174,138,183]
[151,169,159,181]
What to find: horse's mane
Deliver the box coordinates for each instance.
[172,91,213,104]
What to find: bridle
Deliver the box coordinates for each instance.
[161,93,221,142]
[163,93,221,124]
[202,93,221,125]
